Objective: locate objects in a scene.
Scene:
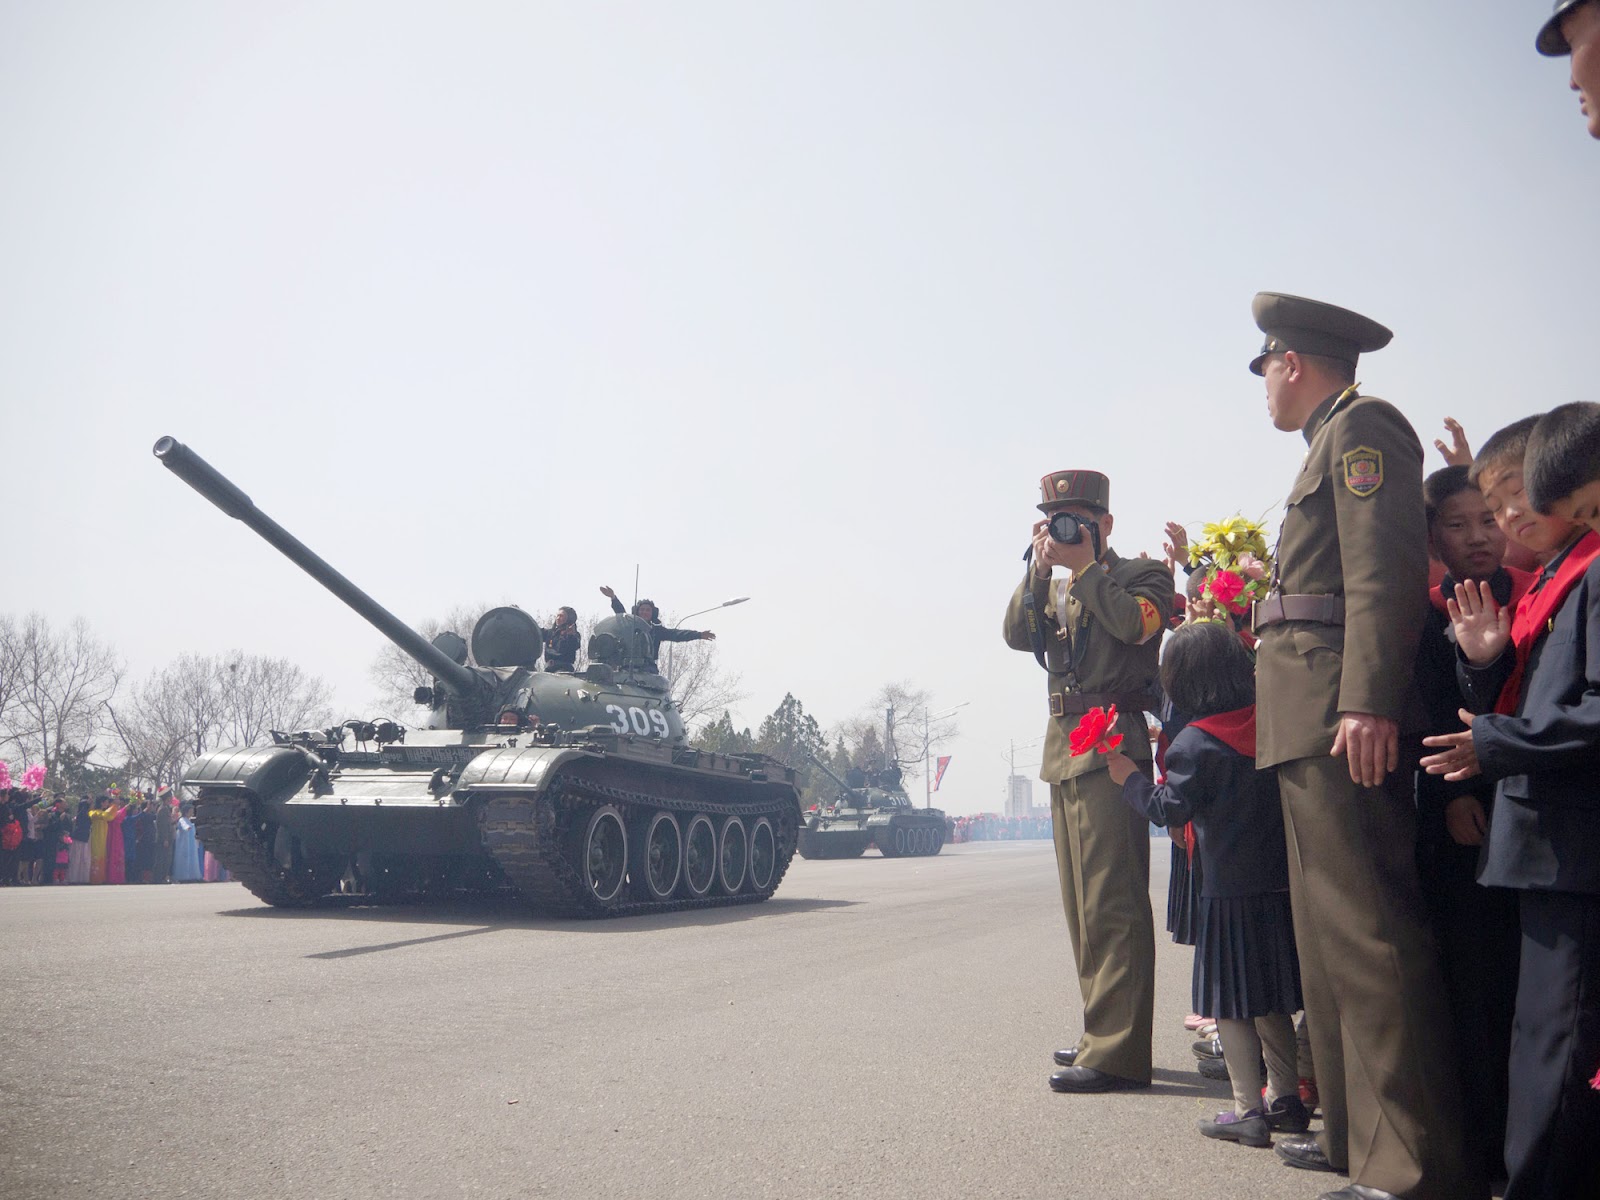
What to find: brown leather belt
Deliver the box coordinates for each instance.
[1049,691,1157,718]
[1252,593,1345,630]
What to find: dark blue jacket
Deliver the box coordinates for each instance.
[1120,725,1287,898]
[1459,557,1600,894]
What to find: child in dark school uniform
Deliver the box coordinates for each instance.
[1106,620,1306,1148]
[1423,409,1600,1200]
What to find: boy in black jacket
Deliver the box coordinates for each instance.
[1422,415,1600,1200]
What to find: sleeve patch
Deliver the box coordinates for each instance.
[1135,595,1163,643]
[1342,446,1384,497]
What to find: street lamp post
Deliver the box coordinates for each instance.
[664,596,750,676]
[923,700,969,808]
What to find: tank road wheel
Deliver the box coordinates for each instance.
[682,814,717,899]
[746,817,777,893]
[632,810,682,902]
[717,817,748,894]
[579,805,628,908]
[929,826,945,855]
[896,827,910,856]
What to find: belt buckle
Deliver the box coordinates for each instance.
[1048,693,1065,718]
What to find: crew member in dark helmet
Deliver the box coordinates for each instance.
[1247,292,1479,1200]
[1536,0,1600,140]
[542,606,581,672]
[598,586,716,665]
[1002,469,1173,1094]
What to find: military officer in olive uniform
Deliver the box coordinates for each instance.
[1249,294,1482,1200]
[1003,470,1173,1093]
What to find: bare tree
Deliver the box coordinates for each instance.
[660,639,745,727]
[0,614,24,745]
[2,614,122,773]
[220,653,333,744]
[835,682,961,783]
[109,651,333,790]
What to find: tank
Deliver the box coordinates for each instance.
[797,758,948,859]
[153,436,801,916]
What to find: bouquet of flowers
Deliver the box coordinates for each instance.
[1069,706,1124,757]
[21,764,46,792]
[1187,515,1274,619]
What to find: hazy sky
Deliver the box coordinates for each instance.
[4,2,1596,815]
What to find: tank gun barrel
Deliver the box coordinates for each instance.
[804,753,852,795]
[152,436,484,701]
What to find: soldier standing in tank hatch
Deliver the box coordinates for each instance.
[598,586,715,668]
[1002,470,1173,1093]
[1247,293,1481,1200]
[543,606,581,672]
[1536,0,1600,139]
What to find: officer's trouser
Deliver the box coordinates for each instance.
[1277,756,1482,1200]
[1050,768,1154,1083]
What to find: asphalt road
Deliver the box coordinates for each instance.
[1,841,1339,1200]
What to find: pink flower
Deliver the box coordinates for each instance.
[1591,1064,1600,1091]
[1236,553,1268,581]
[21,764,46,792]
[0,762,9,791]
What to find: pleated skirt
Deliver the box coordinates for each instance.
[67,842,91,884]
[1192,889,1302,1020]
[1165,836,1202,946]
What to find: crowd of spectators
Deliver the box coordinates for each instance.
[947,813,1050,842]
[0,782,229,887]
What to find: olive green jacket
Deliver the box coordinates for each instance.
[1256,391,1428,769]
[1003,547,1174,783]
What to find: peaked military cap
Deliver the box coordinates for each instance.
[1037,469,1110,513]
[1537,0,1587,55]
[1249,292,1394,376]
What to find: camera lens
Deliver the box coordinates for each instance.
[1048,513,1083,544]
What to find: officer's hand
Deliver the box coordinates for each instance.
[1330,712,1399,788]
[1420,710,1483,782]
[1033,519,1098,575]
[1443,794,1488,846]
[1446,579,1510,666]
[1433,417,1473,468]
[1103,751,1137,787]
[599,585,616,599]
[700,631,716,641]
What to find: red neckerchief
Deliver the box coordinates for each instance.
[1188,704,1257,758]
[1496,530,1600,715]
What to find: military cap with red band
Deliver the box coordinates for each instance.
[1038,469,1110,514]
[1249,292,1393,377]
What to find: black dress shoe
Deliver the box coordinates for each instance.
[1053,1047,1079,1067]
[1274,1136,1343,1173]
[1196,1056,1231,1081]
[1048,1066,1149,1093]
[1316,1188,1399,1200]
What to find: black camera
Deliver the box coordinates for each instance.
[1048,512,1091,544]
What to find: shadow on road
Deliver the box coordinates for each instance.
[1145,1064,1232,1099]
[215,893,862,957]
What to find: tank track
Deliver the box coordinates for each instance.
[193,791,344,907]
[478,766,798,917]
[796,830,869,859]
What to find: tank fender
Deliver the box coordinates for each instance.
[456,744,591,793]
[181,745,310,801]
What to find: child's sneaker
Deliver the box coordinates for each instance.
[1198,1109,1270,1147]
[1264,1094,1311,1133]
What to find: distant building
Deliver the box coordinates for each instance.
[1005,774,1034,819]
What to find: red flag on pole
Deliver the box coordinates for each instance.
[933,756,952,791]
